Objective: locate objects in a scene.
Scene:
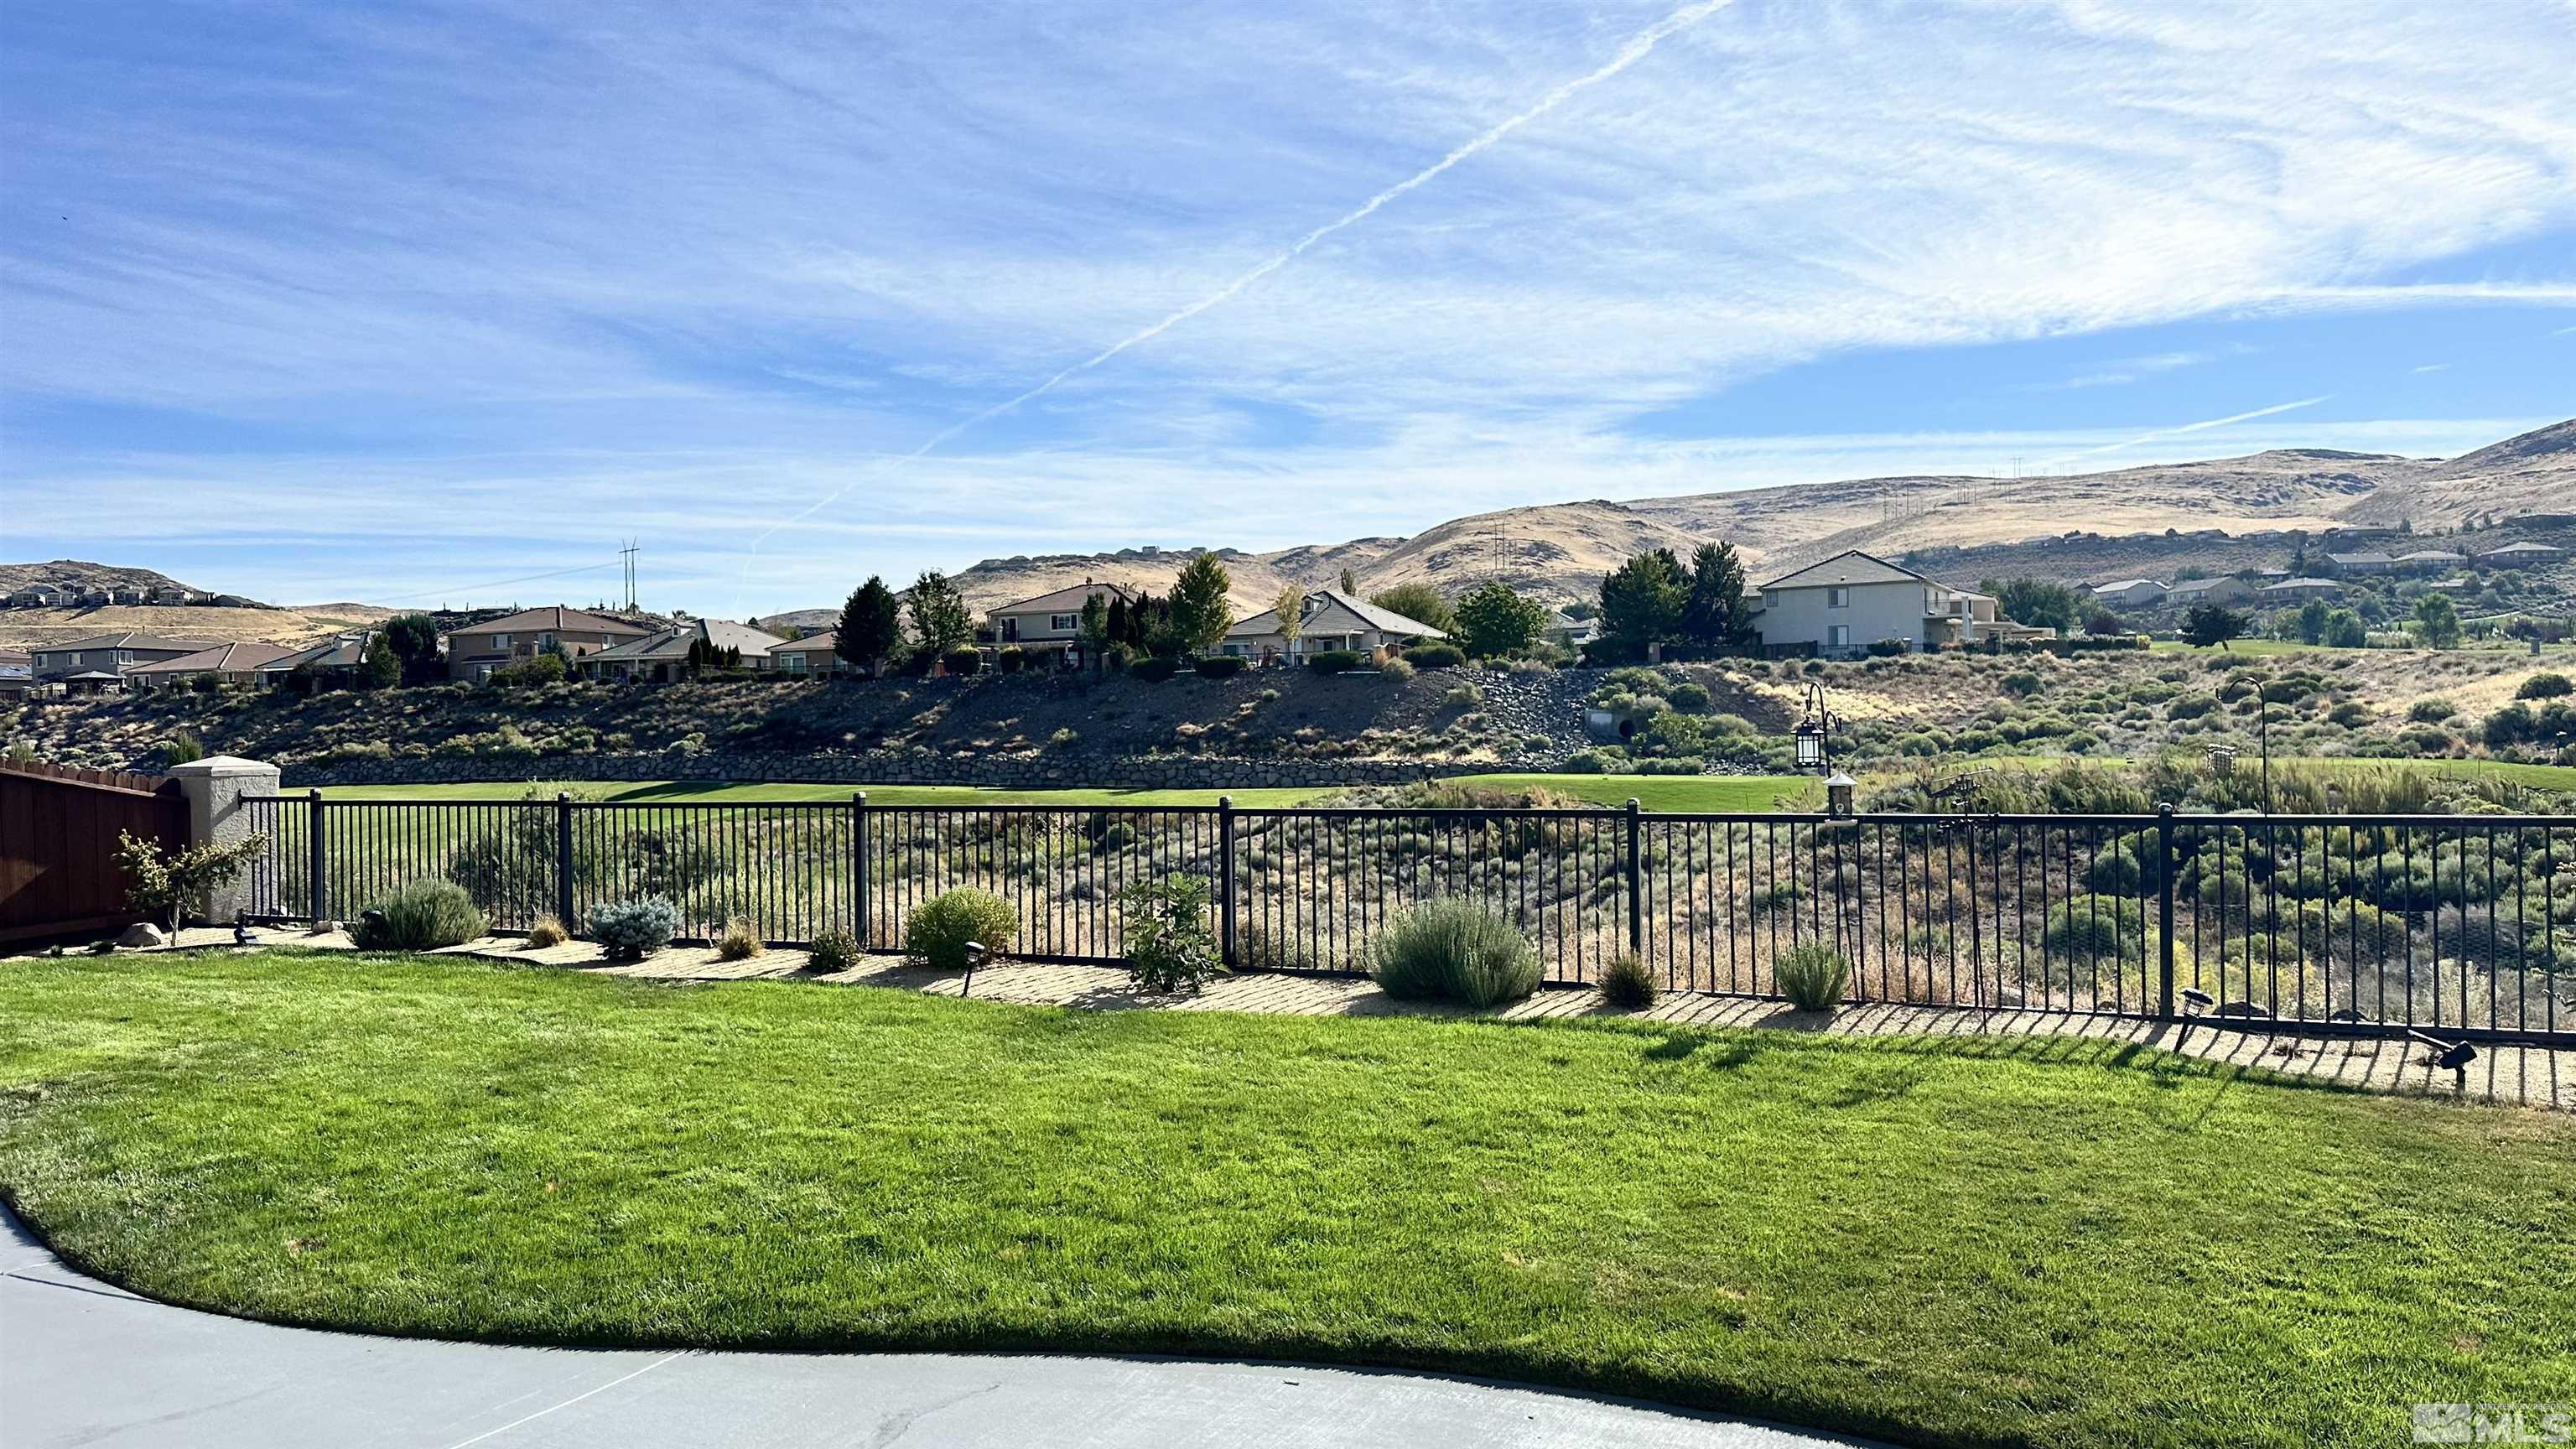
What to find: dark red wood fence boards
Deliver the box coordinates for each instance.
[0,757,189,941]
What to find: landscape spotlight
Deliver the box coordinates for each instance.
[232,914,254,948]
[2406,1028,2478,1092]
[961,940,987,999]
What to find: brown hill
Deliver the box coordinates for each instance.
[2339,419,2576,527]
[0,560,208,596]
[0,605,394,654]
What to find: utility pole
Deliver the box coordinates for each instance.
[618,540,639,611]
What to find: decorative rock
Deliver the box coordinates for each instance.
[115,922,169,948]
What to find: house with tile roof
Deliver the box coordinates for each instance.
[124,641,298,692]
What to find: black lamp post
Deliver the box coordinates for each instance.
[1793,680,1832,775]
[2257,675,2273,815]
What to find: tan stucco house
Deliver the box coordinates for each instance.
[29,632,221,681]
[444,607,652,682]
[765,631,848,675]
[989,581,1136,667]
[1223,589,1447,662]
[124,641,297,692]
[580,619,783,682]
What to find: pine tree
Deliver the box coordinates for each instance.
[835,577,902,676]
[1597,550,1687,660]
[1680,542,1754,654]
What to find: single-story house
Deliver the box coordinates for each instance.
[581,619,783,683]
[124,641,297,692]
[1752,551,2040,659]
[2322,553,2398,579]
[2260,578,2342,603]
[0,652,31,701]
[2475,541,2567,565]
[256,632,382,690]
[153,587,203,605]
[764,630,849,675]
[2164,577,2257,607]
[443,606,653,682]
[2394,549,2467,574]
[2091,579,2168,609]
[988,580,1138,667]
[29,632,221,680]
[1546,611,1598,649]
[1223,589,1447,662]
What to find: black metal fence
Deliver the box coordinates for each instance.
[240,793,2573,1045]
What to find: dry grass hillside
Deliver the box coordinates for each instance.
[0,604,397,654]
[932,418,2568,612]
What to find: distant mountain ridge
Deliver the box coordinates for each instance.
[935,418,2572,612]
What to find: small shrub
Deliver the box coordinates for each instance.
[996,646,1026,673]
[1119,873,1226,995]
[2516,672,2572,700]
[806,927,861,974]
[2043,895,2151,958]
[1773,943,1850,1010]
[1307,648,1364,674]
[1599,952,1658,1010]
[353,880,489,951]
[1368,898,1540,1007]
[906,887,1017,972]
[1048,726,1080,749]
[525,915,569,948]
[1441,681,1486,708]
[1193,655,1246,678]
[1665,680,1711,713]
[1129,657,1180,683]
[1401,641,1466,669]
[715,917,765,961]
[2002,671,2044,698]
[1379,656,1416,680]
[940,647,982,676]
[590,896,678,962]
[2407,697,2457,723]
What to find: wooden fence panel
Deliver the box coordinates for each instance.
[0,758,190,942]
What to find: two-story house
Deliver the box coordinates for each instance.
[580,619,783,683]
[988,581,1136,668]
[1754,552,2045,659]
[29,632,221,681]
[442,606,652,681]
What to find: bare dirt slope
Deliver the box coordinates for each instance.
[2340,419,2576,528]
[0,605,392,653]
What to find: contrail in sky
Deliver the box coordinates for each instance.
[735,0,1742,603]
[2041,395,2333,470]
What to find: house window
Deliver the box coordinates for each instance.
[1827,625,1851,649]
[1827,587,1850,609]
[1049,614,1077,631]
[493,633,513,650]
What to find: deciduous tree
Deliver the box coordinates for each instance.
[1168,554,1235,654]
[1453,579,1548,657]
[906,571,974,657]
[1368,582,1454,635]
[2182,602,2248,651]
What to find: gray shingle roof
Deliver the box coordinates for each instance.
[1757,550,1929,591]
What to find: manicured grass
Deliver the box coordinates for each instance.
[1442,771,1810,812]
[4,953,2568,1448]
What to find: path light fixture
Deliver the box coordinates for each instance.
[1793,680,1833,774]
[1826,771,1857,818]
[232,913,254,948]
[960,940,986,999]
[2177,986,2215,1041]
[2406,1027,2478,1092]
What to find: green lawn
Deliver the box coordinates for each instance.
[313,774,1813,811]
[4,952,2568,1449]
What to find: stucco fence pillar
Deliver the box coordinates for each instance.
[164,754,282,925]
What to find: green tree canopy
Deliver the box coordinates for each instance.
[1597,549,1688,659]
[906,571,974,657]
[2182,602,2249,650]
[2409,593,2462,649]
[1368,582,1454,635]
[1273,584,1306,647]
[1982,578,2084,633]
[2296,598,2332,645]
[835,577,903,674]
[1679,542,1756,655]
[357,634,400,691]
[2322,608,2368,649]
[1167,553,1235,654]
[1453,580,1549,657]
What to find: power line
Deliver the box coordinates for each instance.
[361,561,621,607]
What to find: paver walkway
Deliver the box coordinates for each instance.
[143,925,2573,1110]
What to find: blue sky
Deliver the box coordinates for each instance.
[4,0,2573,617]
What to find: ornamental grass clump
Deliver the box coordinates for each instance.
[1368,898,1539,1008]
[589,896,678,962]
[352,880,488,952]
[524,915,569,948]
[715,917,765,961]
[905,888,1017,973]
[1774,943,1852,1011]
[1599,951,1659,1010]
